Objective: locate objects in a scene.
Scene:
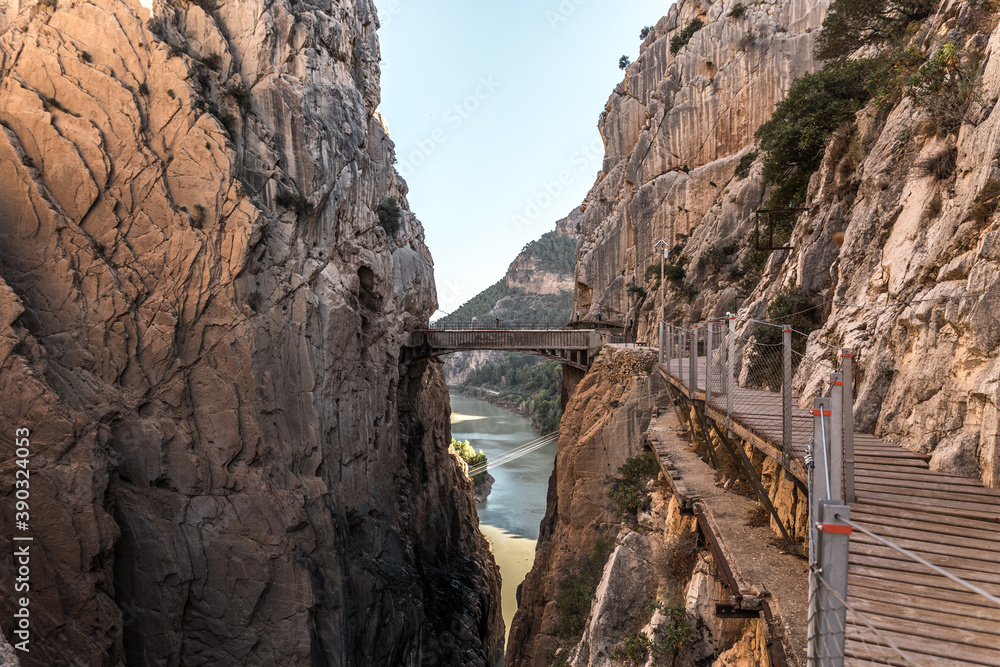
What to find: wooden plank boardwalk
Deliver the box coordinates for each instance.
[658,360,1000,666]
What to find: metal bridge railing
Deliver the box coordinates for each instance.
[420,328,594,351]
[662,313,862,666]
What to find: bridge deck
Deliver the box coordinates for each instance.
[659,360,1000,666]
[408,328,600,370]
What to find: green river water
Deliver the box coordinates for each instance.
[449,394,558,654]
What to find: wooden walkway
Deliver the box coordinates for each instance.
[659,360,1000,667]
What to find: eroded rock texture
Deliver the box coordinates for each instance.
[0,0,501,664]
[574,0,1000,486]
[574,0,829,324]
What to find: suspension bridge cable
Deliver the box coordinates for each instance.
[835,515,1000,610]
[466,433,558,476]
[467,434,557,473]
[467,439,555,477]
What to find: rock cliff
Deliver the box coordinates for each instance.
[506,351,773,667]
[573,0,1000,487]
[0,0,501,664]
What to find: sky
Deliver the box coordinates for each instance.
[373,0,671,317]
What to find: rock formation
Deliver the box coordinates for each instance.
[573,0,1000,487]
[0,0,501,664]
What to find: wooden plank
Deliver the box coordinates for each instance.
[858,488,1000,522]
[848,559,1000,596]
[855,468,1000,490]
[851,534,1000,572]
[846,622,983,667]
[856,482,1000,506]
[846,616,1000,665]
[848,593,1000,636]
[850,506,1000,537]
[847,624,1000,667]
[849,577,1000,622]
[848,548,1000,585]
[849,512,1000,550]
[856,456,930,468]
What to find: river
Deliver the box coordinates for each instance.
[449,394,558,656]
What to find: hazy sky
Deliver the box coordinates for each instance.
[373,0,671,316]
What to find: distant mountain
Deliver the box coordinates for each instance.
[442,211,580,431]
[436,209,580,329]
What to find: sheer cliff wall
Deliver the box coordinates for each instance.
[0,0,501,665]
[575,0,1000,486]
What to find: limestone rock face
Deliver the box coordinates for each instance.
[506,209,581,295]
[574,0,830,325]
[0,0,501,664]
[504,351,660,667]
[574,0,1000,486]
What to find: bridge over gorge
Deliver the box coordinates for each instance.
[655,317,1000,666]
[403,324,622,370]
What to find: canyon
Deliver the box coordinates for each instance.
[3,0,1000,664]
[0,0,501,665]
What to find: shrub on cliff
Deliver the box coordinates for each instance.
[619,55,631,69]
[555,538,613,639]
[378,196,402,235]
[609,452,659,518]
[755,58,877,208]
[816,0,936,60]
[670,18,704,55]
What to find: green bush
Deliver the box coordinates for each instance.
[640,26,651,39]
[611,633,652,664]
[619,452,659,485]
[728,3,747,19]
[378,196,402,235]
[651,602,692,654]
[555,539,613,638]
[626,283,647,299]
[227,84,253,114]
[276,191,313,215]
[609,453,659,517]
[906,43,985,133]
[670,18,704,55]
[735,149,758,178]
[815,0,936,60]
[756,58,878,208]
[619,55,631,69]
[663,263,686,285]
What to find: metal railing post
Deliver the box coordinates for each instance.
[727,314,736,420]
[665,324,672,371]
[811,397,833,559]
[689,326,699,399]
[829,372,844,503]
[677,331,687,383]
[813,503,851,667]
[659,321,665,365]
[783,327,793,470]
[842,349,855,504]
[706,320,714,403]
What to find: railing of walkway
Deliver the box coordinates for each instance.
[659,311,1000,667]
